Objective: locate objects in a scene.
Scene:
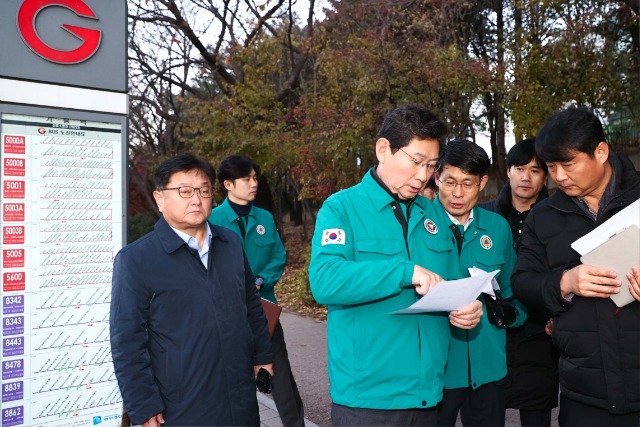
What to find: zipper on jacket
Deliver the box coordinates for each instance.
[391,201,411,258]
[236,217,247,243]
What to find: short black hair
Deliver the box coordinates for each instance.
[217,155,261,186]
[436,139,490,177]
[154,154,216,189]
[425,176,437,190]
[507,138,548,174]
[377,104,448,152]
[536,107,607,163]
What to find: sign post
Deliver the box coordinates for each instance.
[0,1,127,426]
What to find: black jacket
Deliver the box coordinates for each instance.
[480,182,549,240]
[512,153,640,414]
[110,217,273,425]
[481,183,558,410]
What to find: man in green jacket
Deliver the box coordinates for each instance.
[432,140,527,427]
[209,155,304,427]
[309,105,484,426]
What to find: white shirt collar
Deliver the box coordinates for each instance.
[170,223,212,268]
[445,208,474,231]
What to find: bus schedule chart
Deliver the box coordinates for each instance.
[1,114,124,427]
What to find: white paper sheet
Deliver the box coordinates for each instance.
[394,269,499,313]
[571,199,640,256]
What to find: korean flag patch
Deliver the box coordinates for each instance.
[322,228,346,246]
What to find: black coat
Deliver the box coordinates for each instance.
[110,217,273,425]
[480,183,558,410]
[480,183,549,246]
[512,153,640,414]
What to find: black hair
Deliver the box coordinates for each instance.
[536,107,607,163]
[377,104,448,152]
[217,155,261,186]
[436,139,490,177]
[425,176,438,190]
[507,138,548,174]
[154,154,216,189]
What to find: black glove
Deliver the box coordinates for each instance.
[256,368,273,393]
[483,293,517,329]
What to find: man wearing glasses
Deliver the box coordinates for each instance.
[110,154,273,426]
[433,140,527,427]
[309,105,483,426]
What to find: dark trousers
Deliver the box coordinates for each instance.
[331,403,438,426]
[437,381,505,427]
[270,320,305,427]
[520,409,552,427]
[559,394,640,427]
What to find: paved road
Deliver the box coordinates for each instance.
[279,311,332,427]
[261,311,559,427]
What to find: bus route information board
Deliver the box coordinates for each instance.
[1,113,123,427]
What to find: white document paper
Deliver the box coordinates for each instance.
[572,199,640,256]
[394,269,499,314]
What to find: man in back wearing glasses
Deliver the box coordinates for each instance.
[309,105,483,426]
[432,140,528,427]
[110,154,273,426]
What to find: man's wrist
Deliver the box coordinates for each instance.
[559,269,574,300]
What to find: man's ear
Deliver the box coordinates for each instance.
[375,138,391,163]
[479,175,489,192]
[223,179,235,192]
[594,141,609,164]
[506,167,511,180]
[153,190,164,213]
[434,171,442,188]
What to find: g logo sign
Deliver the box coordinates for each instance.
[17,0,101,64]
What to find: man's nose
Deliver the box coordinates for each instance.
[554,166,567,181]
[415,166,429,182]
[190,191,203,203]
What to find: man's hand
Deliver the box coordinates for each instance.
[143,413,164,427]
[412,265,443,295]
[560,264,621,298]
[254,364,274,376]
[450,300,483,329]
[627,266,640,302]
[545,318,553,336]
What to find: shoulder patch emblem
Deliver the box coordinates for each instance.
[480,235,493,250]
[322,228,345,246]
[424,219,438,235]
[256,225,266,235]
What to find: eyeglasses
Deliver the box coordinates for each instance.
[438,179,481,193]
[398,148,437,171]
[160,186,213,198]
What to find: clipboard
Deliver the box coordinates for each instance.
[260,298,282,336]
[580,225,640,307]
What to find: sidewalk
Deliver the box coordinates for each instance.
[258,311,330,427]
[257,392,319,427]
[262,311,559,427]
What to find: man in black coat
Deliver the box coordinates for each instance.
[480,138,558,427]
[512,108,640,427]
[110,155,273,426]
